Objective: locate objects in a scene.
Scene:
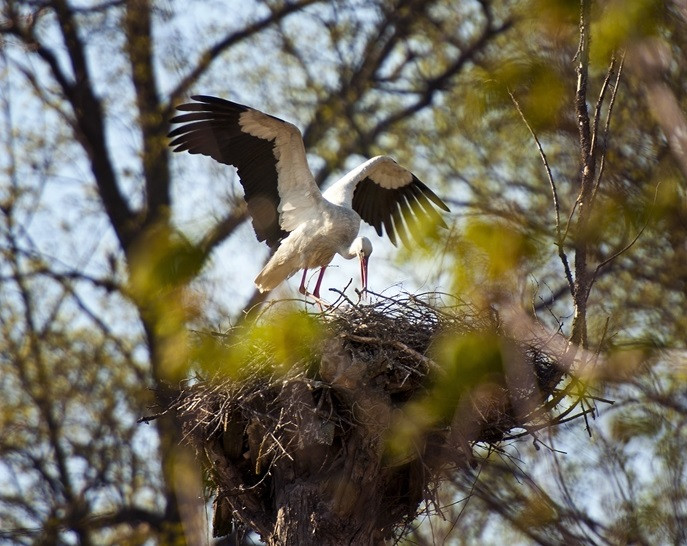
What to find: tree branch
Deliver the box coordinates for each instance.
[570,0,595,349]
[591,53,624,207]
[307,5,513,185]
[369,18,513,143]
[199,207,248,258]
[508,90,574,297]
[29,0,138,249]
[165,0,324,117]
[124,0,170,224]
[590,178,662,290]
[302,0,437,182]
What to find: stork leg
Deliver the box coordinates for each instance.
[313,266,327,299]
[298,269,308,295]
[297,267,329,311]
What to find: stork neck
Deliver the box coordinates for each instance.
[340,242,358,260]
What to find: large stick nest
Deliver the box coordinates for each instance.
[163,293,588,544]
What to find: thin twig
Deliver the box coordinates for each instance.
[591,52,625,206]
[508,91,560,235]
[508,90,575,296]
[342,332,446,376]
[590,178,662,286]
[590,56,618,162]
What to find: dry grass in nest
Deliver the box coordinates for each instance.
[160,292,597,542]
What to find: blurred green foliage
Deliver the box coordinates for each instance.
[190,308,323,378]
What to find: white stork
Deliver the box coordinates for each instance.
[168,95,449,299]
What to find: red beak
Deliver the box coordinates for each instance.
[359,255,369,293]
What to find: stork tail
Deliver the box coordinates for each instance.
[254,259,298,293]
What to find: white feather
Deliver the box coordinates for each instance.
[239,109,323,232]
[323,155,414,207]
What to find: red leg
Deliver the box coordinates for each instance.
[313,266,327,299]
[298,269,308,295]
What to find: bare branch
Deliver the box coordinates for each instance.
[369,18,513,142]
[590,56,617,162]
[71,0,126,14]
[124,0,170,223]
[165,0,324,116]
[7,0,139,249]
[508,90,574,297]
[198,207,248,258]
[570,0,595,350]
[591,53,625,206]
[591,178,663,287]
[78,506,165,532]
[3,205,92,544]
[303,0,439,180]
[307,8,513,185]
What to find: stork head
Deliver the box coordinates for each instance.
[350,237,372,293]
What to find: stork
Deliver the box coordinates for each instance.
[168,95,450,299]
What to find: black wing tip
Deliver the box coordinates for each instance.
[167,126,185,138]
[436,199,451,212]
[188,94,226,104]
[413,177,450,212]
[168,96,249,139]
[386,227,398,246]
[172,96,250,116]
[189,95,250,111]
[189,94,215,102]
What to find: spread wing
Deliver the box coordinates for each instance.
[322,156,450,246]
[168,95,323,248]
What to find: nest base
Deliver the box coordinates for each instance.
[166,295,571,544]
